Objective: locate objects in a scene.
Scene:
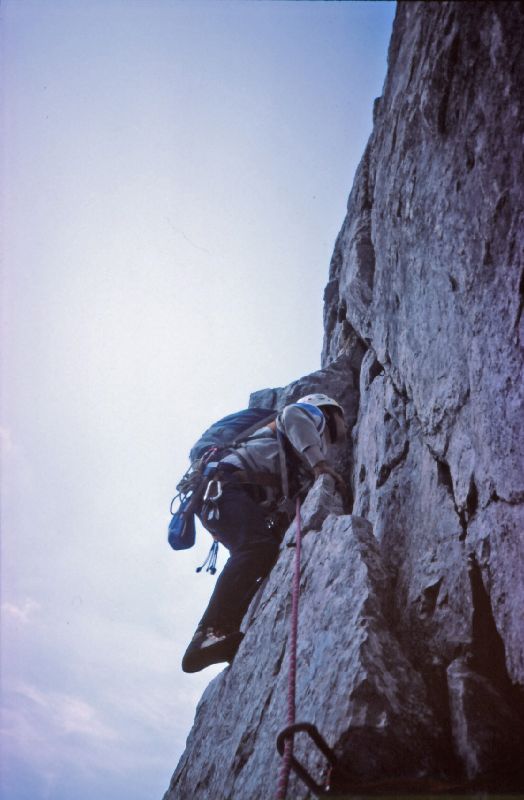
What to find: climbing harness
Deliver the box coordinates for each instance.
[168,403,312,560]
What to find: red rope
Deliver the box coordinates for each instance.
[276,497,302,800]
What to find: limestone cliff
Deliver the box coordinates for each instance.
[164,2,523,797]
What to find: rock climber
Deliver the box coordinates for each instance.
[182,393,347,673]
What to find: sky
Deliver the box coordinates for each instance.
[0,2,395,798]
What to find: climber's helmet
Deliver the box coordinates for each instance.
[297,393,346,444]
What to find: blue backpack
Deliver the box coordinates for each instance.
[168,407,277,552]
[189,407,277,461]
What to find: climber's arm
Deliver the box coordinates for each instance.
[279,404,326,469]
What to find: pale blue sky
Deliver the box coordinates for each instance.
[1,2,395,798]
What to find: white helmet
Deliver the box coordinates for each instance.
[297,394,346,443]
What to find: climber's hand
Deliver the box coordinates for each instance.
[313,461,345,489]
[313,461,352,512]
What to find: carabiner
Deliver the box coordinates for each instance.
[203,479,222,503]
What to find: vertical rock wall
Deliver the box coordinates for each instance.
[165,2,523,796]
[323,0,523,686]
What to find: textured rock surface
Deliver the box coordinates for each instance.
[165,2,523,796]
[166,485,445,800]
[447,657,524,784]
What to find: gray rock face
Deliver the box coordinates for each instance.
[447,657,524,784]
[165,2,523,796]
[166,484,445,800]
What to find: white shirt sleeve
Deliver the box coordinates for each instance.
[279,403,327,469]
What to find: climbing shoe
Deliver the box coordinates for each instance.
[182,627,244,673]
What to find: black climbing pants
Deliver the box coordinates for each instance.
[197,483,281,633]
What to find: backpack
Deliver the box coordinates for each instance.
[168,407,278,552]
[189,407,278,462]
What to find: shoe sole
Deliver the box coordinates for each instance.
[182,631,244,673]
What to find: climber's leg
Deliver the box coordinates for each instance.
[182,484,280,673]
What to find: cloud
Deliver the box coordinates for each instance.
[13,683,118,742]
[1,682,124,798]
[1,598,41,624]
[58,695,118,740]
[0,427,34,499]
[0,426,16,455]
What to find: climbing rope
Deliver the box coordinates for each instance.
[273,493,476,799]
[276,496,302,800]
